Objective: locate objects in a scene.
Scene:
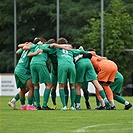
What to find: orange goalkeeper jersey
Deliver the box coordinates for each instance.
[91,55,118,82]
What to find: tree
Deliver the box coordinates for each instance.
[0,0,132,74]
[0,0,57,73]
[0,0,101,73]
[75,0,133,85]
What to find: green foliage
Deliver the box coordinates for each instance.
[16,0,57,42]
[0,51,14,73]
[75,0,133,85]
[102,0,133,82]
[0,0,14,51]
[59,0,101,42]
[0,0,101,73]
[0,0,133,88]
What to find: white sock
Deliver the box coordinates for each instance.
[110,100,115,107]
[100,99,105,107]
[125,101,129,105]
[76,103,80,107]
[11,98,16,103]
[33,102,36,106]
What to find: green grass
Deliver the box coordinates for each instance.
[0,96,133,133]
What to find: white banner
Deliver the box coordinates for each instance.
[0,74,19,96]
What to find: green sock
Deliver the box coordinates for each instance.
[59,89,66,107]
[20,98,25,105]
[28,97,33,105]
[95,96,100,106]
[70,89,76,107]
[99,90,107,99]
[34,89,41,107]
[43,88,51,107]
[84,90,89,102]
[33,97,36,104]
[14,93,20,101]
[75,95,81,104]
[51,91,56,105]
[114,95,126,104]
[64,89,69,106]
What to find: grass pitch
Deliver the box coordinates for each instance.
[0,96,133,133]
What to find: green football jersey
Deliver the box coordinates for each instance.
[55,48,75,66]
[71,48,87,57]
[15,49,31,71]
[39,44,58,71]
[30,44,49,65]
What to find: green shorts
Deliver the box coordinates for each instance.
[30,64,51,84]
[82,81,88,90]
[58,64,76,84]
[14,68,31,88]
[110,72,123,94]
[76,59,97,82]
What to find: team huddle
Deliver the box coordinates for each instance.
[8,37,132,111]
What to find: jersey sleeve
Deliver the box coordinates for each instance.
[30,44,36,49]
[28,45,36,53]
[71,49,87,57]
[17,49,23,55]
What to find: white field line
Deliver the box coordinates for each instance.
[76,122,133,132]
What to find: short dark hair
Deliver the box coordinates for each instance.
[33,37,46,44]
[46,38,56,44]
[57,37,68,44]
[72,44,80,49]
[88,48,95,51]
